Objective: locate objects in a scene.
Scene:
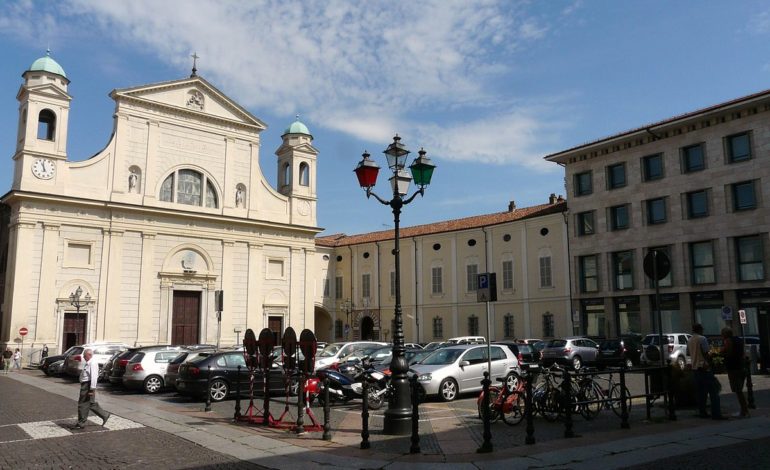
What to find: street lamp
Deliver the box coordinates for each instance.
[353,134,436,435]
[69,286,91,346]
[341,300,353,340]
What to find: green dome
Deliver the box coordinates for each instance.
[29,50,67,78]
[284,115,310,135]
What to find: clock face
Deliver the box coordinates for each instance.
[31,159,55,180]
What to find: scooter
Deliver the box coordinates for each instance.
[316,358,386,410]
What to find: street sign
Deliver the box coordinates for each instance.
[476,273,497,302]
[19,327,28,336]
[739,309,747,325]
[643,250,671,281]
[721,306,733,321]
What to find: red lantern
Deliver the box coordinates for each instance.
[354,151,380,189]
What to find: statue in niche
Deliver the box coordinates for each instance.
[128,171,138,193]
[235,187,245,208]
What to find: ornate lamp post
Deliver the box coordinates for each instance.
[354,134,436,435]
[69,286,91,346]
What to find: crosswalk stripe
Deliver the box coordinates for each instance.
[0,415,144,444]
[18,421,72,439]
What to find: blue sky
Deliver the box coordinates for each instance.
[2,1,770,236]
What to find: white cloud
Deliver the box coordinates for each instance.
[748,10,770,34]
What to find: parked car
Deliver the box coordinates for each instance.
[108,345,172,385]
[518,338,543,345]
[164,349,217,390]
[122,347,189,393]
[411,344,521,401]
[642,333,691,369]
[314,341,388,370]
[540,337,600,370]
[63,342,129,378]
[493,341,541,370]
[40,346,79,376]
[47,359,65,376]
[404,343,423,349]
[422,342,447,351]
[176,351,296,402]
[597,337,644,368]
[445,336,486,345]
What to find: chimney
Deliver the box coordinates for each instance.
[508,200,516,212]
[557,194,565,202]
[549,193,557,204]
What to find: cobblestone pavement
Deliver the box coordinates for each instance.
[0,374,263,469]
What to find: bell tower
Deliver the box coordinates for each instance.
[275,116,318,225]
[13,50,71,189]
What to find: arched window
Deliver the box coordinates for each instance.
[299,162,309,186]
[159,169,219,208]
[37,109,56,141]
[282,162,291,187]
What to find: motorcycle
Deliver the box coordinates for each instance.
[316,358,388,410]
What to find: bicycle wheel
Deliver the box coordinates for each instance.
[609,384,631,417]
[579,381,602,420]
[501,392,526,426]
[542,388,560,422]
[478,388,501,422]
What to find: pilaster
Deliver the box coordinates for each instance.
[136,233,156,345]
[246,242,263,332]
[219,241,235,346]
[34,223,60,344]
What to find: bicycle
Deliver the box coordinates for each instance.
[532,363,564,422]
[477,372,526,425]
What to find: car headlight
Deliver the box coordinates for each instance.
[417,373,432,382]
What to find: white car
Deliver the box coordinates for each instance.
[63,342,129,378]
[411,344,520,401]
[314,341,388,370]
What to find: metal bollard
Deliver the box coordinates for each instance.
[477,371,493,453]
[263,369,270,426]
[296,372,305,434]
[525,367,535,445]
[361,378,370,449]
[410,374,420,454]
[205,365,213,412]
[745,356,756,409]
[620,365,630,429]
[562,367,574,438]
[234,365,242,420]
[323,376,332,441]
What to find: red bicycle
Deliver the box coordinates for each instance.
[476,373,526,425]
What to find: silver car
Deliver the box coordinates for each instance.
[314,341,388,370]
[122,347,188,393]
[540,337,600,370]
[411,344,521,402]
[63,342,128,378]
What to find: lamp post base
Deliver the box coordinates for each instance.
[383,407,412,435]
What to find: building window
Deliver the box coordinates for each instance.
[577,211,595,236]
[642,153,663,181]
[361,273,371,299]
[607,163,626,189]
[732,181,757,211]
[390,271,396,297]
[539,256,552,288]
[610,204,629,230]
[685,189,709,218]
[682,143,705,172]
[646,197,667,225]
[335,276,343,299]
[612,250,634,290]
[335,320,343,339]
[727,132,751,163]
[432,317,443,339]
[468,315,479,336]
[575,171,593,196]
[323,278,330,297]
[648,246,673,287]
[431,266,443,294]
[690,241,716,285]
[160,169,218,208]
[299,162,310,186]
[542,313,555,338]
[467,264,479,291]
[502,260,514,290]
[37,109,56,140]
[579,255,599,293]
[282,163,291,187]
[503,314,514,339]
[736,235,764,281]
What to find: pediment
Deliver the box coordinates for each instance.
[111,76,266,130]
[16,83,72,102]
[275,142,319,155]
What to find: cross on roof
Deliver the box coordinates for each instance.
[190,52,199,77]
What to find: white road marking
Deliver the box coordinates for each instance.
[87,414,144,431]
[0,415,144,444]
[18,421,72,439]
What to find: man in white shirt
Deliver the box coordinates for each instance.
[75,348,111,429]
[687,323,725,420]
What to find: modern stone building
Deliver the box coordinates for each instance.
[0,53,324,355]
[314,196,570,343]
[545,88,770,361]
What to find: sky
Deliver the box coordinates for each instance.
[2,1,770,236]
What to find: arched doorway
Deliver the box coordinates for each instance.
[314,305,332,342]
[360,316,374,340]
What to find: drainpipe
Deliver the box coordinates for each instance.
[348,245,354,338]
[558,162,576,336]
[376,241,382,340]
[414,237,420,343]
[482,226,491,340]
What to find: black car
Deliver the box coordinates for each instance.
[494,341,541,369]
[176,351,297,402]
[40,346,78,375]
[597,337,644,368]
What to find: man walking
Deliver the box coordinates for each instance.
[687,323,726,420]
[2,348,11,373]
[75,348,110,429]
[12,349,21,371]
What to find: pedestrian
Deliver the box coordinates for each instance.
[721,327,749,418]
[74,348,110,429]
[2,347,11,374]
[12,348,21,371]
[687,323,726,420]
[41,344,49,361]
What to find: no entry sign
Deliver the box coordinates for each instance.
[19,327,28,336]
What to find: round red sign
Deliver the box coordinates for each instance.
[19,327,28,336]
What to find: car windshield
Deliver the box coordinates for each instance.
[600,340,620,349]
[408,350,433,365]
[419,348,464,365]
[169,352,190,365]
[188,353,214,364]
[546,340,567,348]
[318,343,343,358]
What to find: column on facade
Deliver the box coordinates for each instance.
[450,237,459,338]
[304,247,315,333]
[136,232,156,345]
[520,224,531,337]
[142,120,159,201]
[290,247,303,332]
[219,241,235,345]
[246,242,263,333]
[412,238,421,343]
[34,223,60,345]
[1,221,36,342]
[96,229,123,341]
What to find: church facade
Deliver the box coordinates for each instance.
[0,54,325,355]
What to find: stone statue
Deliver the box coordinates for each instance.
[235,187,245,207]
[128,171,138,193]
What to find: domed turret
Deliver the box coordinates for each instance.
[28,49,67,79]
[283,115,311,137]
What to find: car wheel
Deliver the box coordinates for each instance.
[505,372,521,393]
[572,356,582,370]
[143,375,164,394]
[209,379,229,402]
[624,358,634,369]
[676,356,685,370]
[439,378,458,402]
